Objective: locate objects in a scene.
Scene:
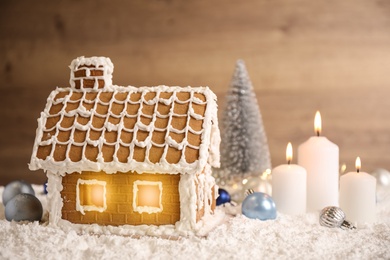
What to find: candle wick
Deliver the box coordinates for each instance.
[357,168,360,173]
[287,160,291,165]
[316,131,320,137]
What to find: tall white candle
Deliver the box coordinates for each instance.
[272,143,307,215]
[340,157,376,225]
[298,111,339,211]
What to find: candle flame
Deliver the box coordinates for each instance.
[355,157,361,173]
[314,111,322,136]
[286,142,293,164]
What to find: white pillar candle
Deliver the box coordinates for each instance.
[272,143,307,215]
[340,157,376,225]
[298,111,339,211]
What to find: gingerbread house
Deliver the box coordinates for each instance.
[29,56,221,236]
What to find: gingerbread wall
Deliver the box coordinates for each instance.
[61,171,180,226]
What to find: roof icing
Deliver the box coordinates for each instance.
[29,85,220,175]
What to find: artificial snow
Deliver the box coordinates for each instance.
[0,185,389,259]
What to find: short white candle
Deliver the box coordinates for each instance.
[272,143,307,215]
[339,157,376,225]
[298,111,339,211]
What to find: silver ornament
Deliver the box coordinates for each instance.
[5,193,43,222]
[371,168,390,187]
[2,180,35,206]
[245,189,255,196]
[319,206,356,230]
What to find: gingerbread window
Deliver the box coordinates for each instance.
[133,180,163,214]
[76,179,107,215]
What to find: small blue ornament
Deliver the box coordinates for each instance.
[216,188,231,206]
[5,193,43,222]
[242,191,277,220]
[2,180,35,206]
[43,181,48,194]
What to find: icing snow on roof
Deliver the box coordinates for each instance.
[29,85,220,175]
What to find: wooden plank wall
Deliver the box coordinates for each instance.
[1,0,390,185]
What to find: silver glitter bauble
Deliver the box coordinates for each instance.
[319,206,356,230]
[371,168,390,187]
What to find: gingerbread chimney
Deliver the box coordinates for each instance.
[69,56,114,90]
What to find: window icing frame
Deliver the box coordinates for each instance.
[133,180,163,214]
[76,179,107,215]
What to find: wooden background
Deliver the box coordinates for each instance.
[1,0,390,185]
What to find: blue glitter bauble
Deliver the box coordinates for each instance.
[216,188,231,206]
[2,180,35,206]
[5,193,43,222]
[242,192,277,220]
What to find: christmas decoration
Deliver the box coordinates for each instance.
[43,181,48,194]
[216,188,231,206]
[319,206,356,230]
[272,143,307,215]
[339,157,376,224]
[242,190,276,220]
[215,60,271,185]
[298,111,339,212]
[5,193,43,222]
[28,57,222,236]
[2,180,35,206]
[371,168,390,187]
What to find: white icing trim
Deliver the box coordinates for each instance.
[132,180,163,214]
[29,85,221,176]
[47,173,63,225]
[176,174,197,230]
[196,165,216,214]
[76,179,107,215]
[209,109,221,168]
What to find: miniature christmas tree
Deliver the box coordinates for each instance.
[217,60,271,184]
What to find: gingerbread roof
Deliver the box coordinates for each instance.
[29,85,220,175]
